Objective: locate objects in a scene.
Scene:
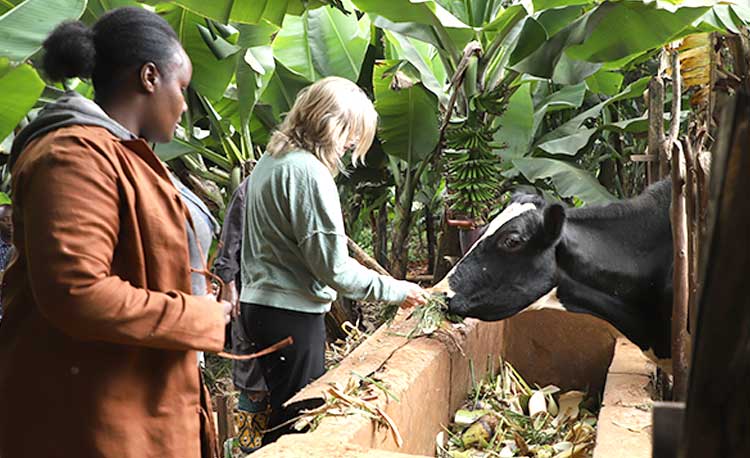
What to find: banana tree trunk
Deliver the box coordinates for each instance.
[373,201,389,270]
[389,165,422,279]
[425,206,436,274]
[390,203,413,280]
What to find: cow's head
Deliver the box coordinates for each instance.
[435,195,566,321]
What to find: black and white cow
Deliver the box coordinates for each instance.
[435,179,674,361]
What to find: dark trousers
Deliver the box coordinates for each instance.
[239,303,326,444]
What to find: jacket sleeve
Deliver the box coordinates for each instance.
[293,168,411,304]
[21,138,225,352]
[212,178,247,283]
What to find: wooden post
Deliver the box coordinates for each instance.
[681,92,750,458]
[670,141,690,402]
[216,395,232,456]
[669,51,689,401]
[663,50,682,181]
[648,76,666,183]
[682,140,700,340]
[653,402,686,458]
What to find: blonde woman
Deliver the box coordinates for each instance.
[236,76,428,448]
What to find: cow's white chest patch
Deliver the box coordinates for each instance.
[520,288,567,313]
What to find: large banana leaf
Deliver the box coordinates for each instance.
[0,0,20,15]
[237,45,275,130]
[496,75,648,159]
[0,60,45,142]
[565,2,709,62]
[273,5,370,82]
[352,0,442,27]
[511,3,609,80]
[585,69,624,96]
[166,0,287,26]
[0,0,86,63]
[259,60,311,120]
[383,30,447,102]
[272,12,317,81]
[373,61,440,163]
[83,0,140,23]
[494,82,533,159]
[535,128,597,156]
[535,76,650,145]
[532,0,595,10]
[532,82,586,134]
[308,4,370,81]
[508,17,547,66]
[159,4,237,101]
[512,157,615,205]
[513,1,714,82]
[437,0,506,27]
[352,0,473,58]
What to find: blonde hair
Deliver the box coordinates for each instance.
[266,76,378,174]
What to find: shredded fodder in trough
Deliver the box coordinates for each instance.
[437,359,598,458]
[325,320,370,369]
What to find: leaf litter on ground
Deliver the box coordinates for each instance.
[437,358,598,458]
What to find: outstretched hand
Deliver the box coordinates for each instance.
[400,284,430,309]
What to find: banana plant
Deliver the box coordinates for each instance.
[358,0,749,214]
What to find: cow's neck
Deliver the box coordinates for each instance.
[554,269,667,356]
[552,188,673,358]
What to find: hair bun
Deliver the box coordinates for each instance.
[42,20,95,81]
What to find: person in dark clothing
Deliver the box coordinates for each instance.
[212,175,270,453]
[0,204,14,320]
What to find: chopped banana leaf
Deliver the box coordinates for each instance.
[437,359,598,458]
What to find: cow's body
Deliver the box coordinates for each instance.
[439,179,673,359]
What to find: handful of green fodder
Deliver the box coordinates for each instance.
[384,294,465,338]
[437,359,598,458]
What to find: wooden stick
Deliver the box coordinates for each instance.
[682,140,699,340]
[648,76,666,182]
[216,395,231,453]
[671,140,690,401]
[669,51,689,401]
[667,51,683,154]
[347,237,391,276]
[216,336,293,361]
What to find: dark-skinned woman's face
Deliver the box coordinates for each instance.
[142,46,192,143]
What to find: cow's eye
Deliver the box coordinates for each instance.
[500,234,524,252]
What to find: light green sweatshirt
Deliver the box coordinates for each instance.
[240,150,412,314]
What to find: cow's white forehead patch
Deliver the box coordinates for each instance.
[438,202,537,287]
[462,202,537,258]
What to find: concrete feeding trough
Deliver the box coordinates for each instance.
[252,309,656,458]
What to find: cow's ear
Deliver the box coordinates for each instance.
[543,204,565,244]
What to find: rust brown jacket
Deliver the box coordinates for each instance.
[0,125,226,458]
